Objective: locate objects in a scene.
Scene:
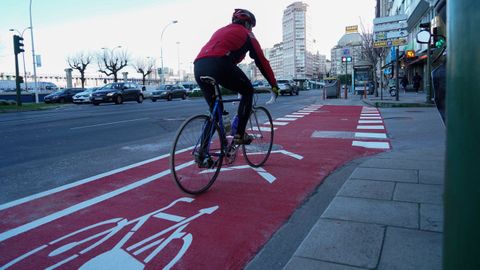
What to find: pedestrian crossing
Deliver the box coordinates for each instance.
[352,106,390,149]
[262,104,391,150]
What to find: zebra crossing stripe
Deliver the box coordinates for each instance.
[352,141,390,149]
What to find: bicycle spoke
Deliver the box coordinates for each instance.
[243,106,274,167]
[170,115,223,194]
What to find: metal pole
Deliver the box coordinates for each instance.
[426,38,432,103]
[380,51,384,100]
[176,41,180,78]
[160,20,178,85]
[29,0,39,103]
[444,0,480,269]
[344,61,347,99]
[395,46,400,101]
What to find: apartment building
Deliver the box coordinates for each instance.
[281,2,316,80]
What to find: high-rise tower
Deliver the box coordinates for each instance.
[282,2,314,80]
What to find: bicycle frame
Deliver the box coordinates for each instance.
[195,82,241,160]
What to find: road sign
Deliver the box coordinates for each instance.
[374,30,408,40]
[374,41,387,48]
[391,38,407,46]
[373,14,408,25]
[373,21,408,33]
[373,38,407,48]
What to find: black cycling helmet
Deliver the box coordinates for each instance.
[232,9,256,28]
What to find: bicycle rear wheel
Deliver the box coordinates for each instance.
[242,106,274,167]
[170,114,224,194]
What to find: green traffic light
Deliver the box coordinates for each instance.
[435,38,445,48]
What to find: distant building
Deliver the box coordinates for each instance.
[330,26,366,76]
[268,43,284,80]
[282,2,316,80]
[312,53,327,80]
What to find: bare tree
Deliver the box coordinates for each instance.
[359,22,385,97]
[97,49,129,82]
[133,57,156,86]
[67,52,93,88]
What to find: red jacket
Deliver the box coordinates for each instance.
[195,23,277,88]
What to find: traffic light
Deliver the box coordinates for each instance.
[13,35,24,55]
[419,22,431,30]
[342,56,347,62]
[432,27,446,48]
[435,37,446,48]
[341,56,352,62]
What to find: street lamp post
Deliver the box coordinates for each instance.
[176,41,181,79]
[29,0,39,103]
[160,20,178,85]
[9,27,31,92]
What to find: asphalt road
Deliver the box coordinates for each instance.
[0,90,323,203]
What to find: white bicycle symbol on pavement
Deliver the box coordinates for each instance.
[2,197,218,270]
[2,149,304,270]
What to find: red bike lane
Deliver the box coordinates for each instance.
[0,105,390,270]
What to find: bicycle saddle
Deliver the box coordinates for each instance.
[200,76,216,85]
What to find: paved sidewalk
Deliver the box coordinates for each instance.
[283,92,445,269]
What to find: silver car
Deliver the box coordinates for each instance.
[73,87,99,104]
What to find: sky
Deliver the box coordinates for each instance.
[0,0,375,78]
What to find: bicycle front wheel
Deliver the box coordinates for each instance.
[242,106,274,167]
[170,114,224,194]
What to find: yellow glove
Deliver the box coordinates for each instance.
[272,86,279,96]
[267,87,279,105]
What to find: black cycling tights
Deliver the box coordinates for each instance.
[194,57,253,136]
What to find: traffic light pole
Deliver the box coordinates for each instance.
[426,40,432,103]
[13,36,22,106]
[344,61,348,99]
[395,46,400,101]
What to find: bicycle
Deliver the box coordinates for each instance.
[170,76,274,195]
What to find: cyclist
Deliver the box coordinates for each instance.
[194,8,279,145]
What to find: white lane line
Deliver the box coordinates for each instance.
[360,116,382,120]
[285,114,304,118]
[276,117,297,121]
[361,113,380,116]
[70,118,149,130]
[272,121,289,126]
[358,120,383,124]
[271,150,304,160]
[352,141,390,149]
[292,112,310,115]
[357,125,385,130]
[247,126,277,132]
[0,147,194,211]
[299,110,316,113]
[355,132,388,139]
[0,166,175,242]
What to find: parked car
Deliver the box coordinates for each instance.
[73,87,99,104]
[277,79,299,96]
[181,82,198,91]
[43,88,85,103]
[151,84,188,101]
[252,80,271,92]
[91,82,144,105]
